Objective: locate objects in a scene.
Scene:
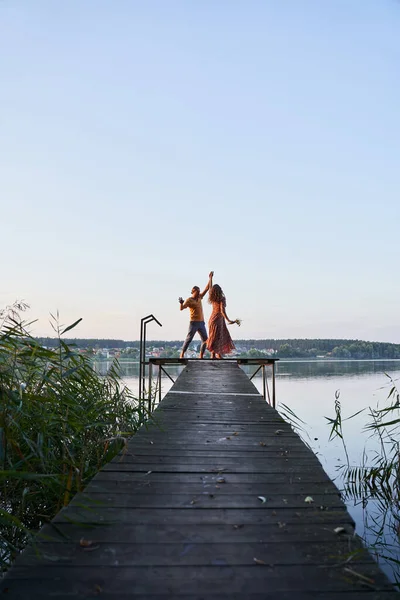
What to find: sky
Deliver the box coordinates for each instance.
[1,0,400,343]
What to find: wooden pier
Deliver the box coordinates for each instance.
[1,361,397,598]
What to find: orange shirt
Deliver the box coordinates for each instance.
[182,297,204,321]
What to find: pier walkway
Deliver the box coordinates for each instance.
[1,361,397,598]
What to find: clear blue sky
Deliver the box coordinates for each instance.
[2,0,400,342]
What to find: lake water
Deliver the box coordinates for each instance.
[99,358,400,582]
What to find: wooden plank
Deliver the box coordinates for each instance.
[142,421,296,428]
[52,507,355,525]
[69,492,344,509]
[101,462,324,473]
[88,480,340,495]
[118,447,316,456]
[36,522,356,544]
[18,538,369,567]
[92,471,334,483]
[2,564,395,595]
[149,413,289,420]
[115,441,318,452]
[109,457,321,466]
[122,429,308,438]
[133,433,301,441]
[1,590,398,600]
[1,589,397,600]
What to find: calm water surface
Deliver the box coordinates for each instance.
[100,359,400,581]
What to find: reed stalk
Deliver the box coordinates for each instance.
[0,302,146,573]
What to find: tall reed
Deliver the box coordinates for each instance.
[0,303,146,573]
[326,379,400,586]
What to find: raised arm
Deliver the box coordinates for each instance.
[199,271,214,299]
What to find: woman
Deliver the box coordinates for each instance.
[207,282,237,359]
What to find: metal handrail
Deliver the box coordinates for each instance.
[139,315,162,405]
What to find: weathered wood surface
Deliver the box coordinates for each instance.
[1,361,397,599]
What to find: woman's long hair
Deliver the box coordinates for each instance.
[209,284,226,304]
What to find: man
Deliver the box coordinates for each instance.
[179,271,214,359]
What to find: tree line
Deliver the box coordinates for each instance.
[34,337,400,359]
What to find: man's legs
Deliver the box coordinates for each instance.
[180,322,197,358]
[198,322,208,359]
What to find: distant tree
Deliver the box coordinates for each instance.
[248,348,259,357]
[332,346,351,359]
[278,344,293,358]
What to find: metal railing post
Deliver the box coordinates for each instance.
[139,315,162,408]
[262,364,266,401]
[148,361,153,413]
[272,361,276,408]
[237,358,277,407]
[158,365,162,405]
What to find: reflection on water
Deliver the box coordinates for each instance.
[275,359,400,380]
[94,358,400,381]
[94,360,140,377]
